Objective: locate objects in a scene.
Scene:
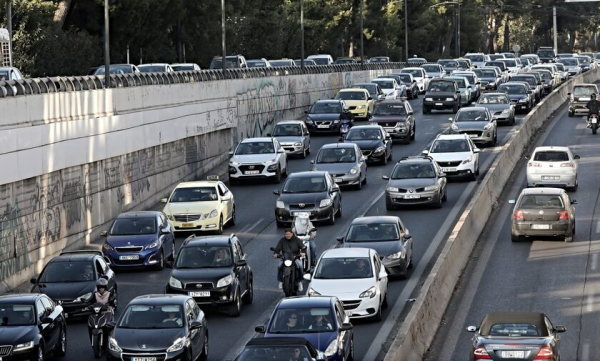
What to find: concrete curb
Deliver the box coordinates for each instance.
[383,68,600,361]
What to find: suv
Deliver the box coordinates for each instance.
[369,99,416,143]
[209,55,248,69]
[165,234,253,316]
[383,156,447,209]
[567,83,600,117]
[307,54,334,65]
[269,120,311,158]
[422,78,461,114]
[228,137,288,184]
[422,133,481,180]
[536,46,558,63]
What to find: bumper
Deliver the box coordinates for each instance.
[364,151,387,163]
[527,173,577,188]
[386,190,441,206]
[340,294,382,319]
[275,206,334,224]
[423,100,457,110]
[350,109,369,118]
[569,102,588,114]
[512,222,572,237]
[1,347,41,361]
[384,127,410,141]
[492,114,511,123]
[459,131,494,144]
[107,347,188,361]
[166,283,235,306]
[103,247,162,268]
[381,258,408,276]
[166,217,221,233]
[332,173,361,186]
[510,101,530,111]
[437,162,476,178]
[281,144,304,155]
[229,164,278,180]
[306,123,342,134]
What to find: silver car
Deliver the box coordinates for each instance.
[476,92,515,125]
[269,121,311,158]
[228,137,288,184]
[560,57,582,76]
[311,143,367,190]
[526,146,579,191]
[450,107,497,146]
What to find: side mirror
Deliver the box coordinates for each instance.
[422,150,430,155]
[103,256,112,264]
[440,172,447,178]
[407,111,414,115]
[336,236,344,243]
[41,317,53,324]
[310,160,315,164]
[473,148,481,153]
[190,321,203,329]
[30,278,37,284]
[273,190,280,195]
[368,112,373,119]
[527,90,533,94]
[160,228,170,235]
[236,259,247,267]
[448,117,454,122]
[338,136,345,142]
[228,151,234,157]
[456,90,460,94]
[368,97,373,100]
[277,149,285,154]
[508,199,516,204]
[340,323,353,331]
[412,80,416,83]
[106,321,116,330]
[304,110,309,114]
[382,175,390,180]
[303,274,312,281]
[332,186,340,193]
[101,274,109,280]
[404,234,412,240]
[161,198,168,203]
[255,325,266,333]
[574,155,580,159]
[360,156,366,162]
[571,199,577,205]
[100,231,108,237]
[567,93,571,96]
[267,133,272,137]
[379,268,387,280]
[466,325,479,332]
[554,326,566,333]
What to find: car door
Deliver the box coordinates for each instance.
[373,253,387,300]
[216,183,230,221]
[381,129,392,155]
[40,296,61,350]
[468,138,479,165]
[326,174,340,211]
[355,145,367,177]
[184,299,201,358]
[36,299,55,354]
[233,239,249,294]
[435,162,447,191]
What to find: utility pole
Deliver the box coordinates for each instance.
[404,0,408,61]
[360,0,364,63]
[552,6,557,53]
[104,0,110,88]
[221,0,226,76]
[301,0,305,70]
[457,2,460,57]
[7,0,12,67]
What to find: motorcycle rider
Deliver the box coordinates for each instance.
[94,278,112,306]
[292,216,317,268]
[585,93,600,128]
[273,229,306,291]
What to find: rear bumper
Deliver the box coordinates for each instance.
[423,100,457,110]
[512,222,572,237]
[527,173,577,188]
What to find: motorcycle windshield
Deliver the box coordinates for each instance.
[293,217,311,236]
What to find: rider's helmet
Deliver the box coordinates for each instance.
[96,278,108,290]
[592,93,597,100]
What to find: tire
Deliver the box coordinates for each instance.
[372,299,382,322]
[199,330,209,361]
[56,327,67,357]
[565,234,574,243]
[227,289,242,317]
[569,178,578,192]
[337,201,342,218]
[410,124,416,140]
[215,216,223,235]
[242,276,254,304]
[381,155,388,165]
[382,291,389,309]
[423,106,430,114]
[37,344,44,361]
[228,206,236,226]
[156,250,165,270]
[511,233,520,242]
[327,209,336,225]
[568,111,574,117]
[93,334,101,358]
[442,189,447,202]
[433,195,443,208]
[354,176,362,190]
[387,150,393,161]
[348,337,355,361]
[307,142,311,155]
[593,125,598,135]
[399,260,409,280]
[362,173,367,184]
[301,146,307,159]
[273,167,282,184]
[452,102,459,114]
[408,251,413,269]
[276,220,285,228]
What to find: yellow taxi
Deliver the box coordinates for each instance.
[161,176,235,234]
[334,88,374,119]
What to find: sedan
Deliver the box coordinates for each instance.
[474,68,502,91]
[526,146,579,190]
[509,74,542,102]
[400,67,429,93]
[468,312,565,361]
[311,143,367,190]
[423,134,480,181]
[269,120,311,158]
[304,100,352,134]
[393,73,419,99]
[450,107,497,146]
[421,64,446,80]
[372,78,404,100]
[476,92,515,125]
[228,137,288,184]
[560,57,582,76]
[342,125,393,165]
[497,82,534,113]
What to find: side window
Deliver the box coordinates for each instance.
[232,243,241,261]
[159,213,168,228]
[96,259,107,275]
[373,255,380,275]
[36,300,46,319]
[545,317,554,334]
[406,102,413,113]
[41,297,54,314]
[236,240,246,258]
[335,304,344,325]
[185,300,194,324]
[217,184,226,197]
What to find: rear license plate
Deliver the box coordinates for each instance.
[132,358,157,361]
[119,255,139,260]
[189,291,211,297]
[404,194,421,199]
[593,118,598,124]
[501,351,525,358]
[335,178,343,183]
[317,124,330,129]
[435,103,443,106]
[244,170,260,175]
[181,223,194,227]
[541,176,560,181]
[442,167,457,172]
[532,224,551,230]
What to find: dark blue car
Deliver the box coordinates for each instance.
[305,100,353,135]
[255,296,354,361]
[101,211,175,270]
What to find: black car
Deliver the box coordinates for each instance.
[337,216,413,278]
[393,73,419,99]
[274,171,342,227]
[536,46,558,63]
[342,125,393,164]
[369,99,416,143]
[422,78,461,114]
[474,68,502,91]
[234,337,325,361]
[107,294,208,361]
[165,234,253,317]
[0,294,67,360]
[498,82,534,112]
[304,100,353,134]
[437,59,459,74]
[484,60,509,74]
[510,74,542,102]
[467,312,565,361]
[30,250,117,318]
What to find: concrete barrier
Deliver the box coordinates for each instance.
[383,67,600,361]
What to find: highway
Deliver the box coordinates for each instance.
[425,99,600,360]
[57,96,530,361]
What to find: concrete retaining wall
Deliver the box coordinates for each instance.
[383,68,600,361]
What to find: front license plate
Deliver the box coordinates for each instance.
[435,102,443,106]
[132,358,157,361]
[181,223,194,227]
[469,134,478,138]
[189,291,211,297]
[404,194,421,199]
[442,167,457,172]
[541,176,560,181]
[317,124,330,129]
[501,351,525,358]
[532,224,551,230]
[335,178,343,183]
[119,255,139,261]
[244,170,260,175]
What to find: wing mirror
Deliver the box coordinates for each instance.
[228,151,234,157]
[554,326,566,333]
[41,317,53,324]
[190,320,203,329]
[340,323,353,331]
[466,325,479,332]
[303,274,312,281]
[571,199,577,205]
[473,148,481,153]
[304,110,309,114]
[336,236,344,243]
[382,175,390,180]
[267,133,272,137]
[574,155,580,159]
[106,321,116,330]
[100,231,108,237]
[161,198,168,203]
[255,325,266,333]
[440,172,447,178]
[236,259,247,267]
[422,150,429,155]
[30,278,37,284]
[310,160,315,164]
[273,190,280,195]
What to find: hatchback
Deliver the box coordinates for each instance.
[526,146,580,190]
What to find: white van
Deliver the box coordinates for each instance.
[307,54,334,66]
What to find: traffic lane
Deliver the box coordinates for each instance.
[425,107,600,361]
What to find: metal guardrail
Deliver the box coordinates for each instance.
[0,62,421,98]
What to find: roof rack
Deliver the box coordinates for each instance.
[59,250,103,256]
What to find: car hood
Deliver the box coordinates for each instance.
[163,201,218,216]
[279,192,329,204]
[565,65,580,71]
[114,328,184,352]
[343,100,368,106]
[33,281,96,301]
[0,326,38,345]
[387,178,436,188]
[307,114,341,121]
[171,267,232,284]
[478,104,511,112]
[274,136,302,144]
[230,154,277,164]
[309,278,375,297]
[370,115,408,123]
[265,333,337,353]
[380,89,397,95]
[430,152,473,162]
[342,240,401,257]
[313,163,356,174]
[506,93,528,101]
[454,121,488,130]
[346,140,383,151]
[107,234,158,247]
[426,72,443,77]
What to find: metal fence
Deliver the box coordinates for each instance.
[0,62,421,98]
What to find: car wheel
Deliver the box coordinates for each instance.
[215,216,223,235]
[511,115,516,125]
[242,276,254,304]
[199,330,209,361]
[276,220,285,228]
[157,250,165,270]
[348,337,355,361]
[355,176,362,190]
[565,234,574,243]
[37,344,44,361]
[381,155,388,165]
[410,124,416,140]
[307,142,311,154]
[399,260,409,280]
[568,110,574,117]
[373,299,382,322]
[56,327,67,357]
[511,233,520,242]
[382,291,389,309]
[452,102,459,114]
[408,251,413,269]
[301,146,307,159]
[387,150,393,161]
[413,91,418,99]
[273,167,282,184]
[228,206,236,226]
[337,201,342,218]
[327,209,336,225]
[228,289,242,317]
[423,106,430,114]
[433,194,443,209]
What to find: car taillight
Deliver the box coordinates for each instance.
[473,347,492,359]
[535,346,554,359]
[528,162,542,167]
[560,162,575,167]
[559,211,569,220]
[514,210,524,220]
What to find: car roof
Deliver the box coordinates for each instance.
[174,181,220,189]
[241,137,274,143]
[353,83,378,86]
[350,125,383,130]
[338,88,368,93]
[532,146,570,152]
[435,133,470,140]
[480,92,508,97]
[138,63,170,67]
[183,235,234,247]
[314,99,342,104]
[321,247,374,259]
[373,77,396,82]
[129,294,191,305]
[479,312,549,336]
[320,143,356,150]
[277,296,335,309]
[116,211,160,218]
[397,156,434,164]
[50,251,100,262]
[500,82,527,87]
[288,171,328,178]
[276,120,304,125]
[0,294,41,303]
[458,106,487,112]
[350,216,400,224]
[519,187,565,196]
[401,67,423,71]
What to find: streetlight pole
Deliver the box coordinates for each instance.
[7,0,12,67]
[404,0,408,61]
[221,0,226,76]
[360,0,364,62]
[301,0,305,70]
[104,0,110,88]
[553,6,558,53]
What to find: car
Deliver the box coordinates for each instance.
[559,57,582,76]
[304,248,388,321]
[575,55,593,72]
[452,71,481,101]
[484,61,509,79]
[369,56,390,63]
[165,234,253,316]
[270,59,295,67]
[529,69,555,95]
[455,58,472,71]
[138,63,174,73]
[501,52,515,59]
[228,137,288,184]
[0,66,23,81]
[580,52,597,69]
[476,92,515,125]
[334,88,374,120]
[521,53,541,64]
[342,125,393,165]
[567,83,600,117]
[171,63,201,71]
[558,53,576,59]
[554,62,569,82]
[255,296,354,361]
[162,176,236,233]
[304,100,352,134]
[536,46,558,63]
[394,73,419,99]
[93,64,140,75]
[311,143,367,190]
[437,59,460,75]
[352,82,386,102]
[509,73,543,102]
[247,58,272,68]
[532,64,561,86]
[464,53,490,68]
[383,155,447,209]
[307,54,334,65]
[101,211,175,270]
[400,67,429,93]
[518,57,533,71]
[337,216,413,278]
[467,312,565,361]
[30,250,118,318]
[407,57,428,65]
[372,77,404,100]
[482,65,508,83]
[497,82,534,113]
[0,294,67,360]
[293,59,317,66]
[234,337,326,361]
[474,68,501,91]
[526,146,580,190]
[334,57,357,64]
[420,63,446,79]
[445,75,472,106]
[210,55,248,69]
[498,58,520,74]
[369,99,416,143]
[273,171,342,227]
[422,78,461,114]
[488,53,506,61]
[269,120,311,158]
[450,107,497,146]
[107,295,208,361]
[422,133,480,180]
[377,74,409,97]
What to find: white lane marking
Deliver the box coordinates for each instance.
[238,223,251,235]
[582,343,590,361]
[596,220,600,234]
[587,294,594,313]
[592,253,598,271]
[244,218,264,234]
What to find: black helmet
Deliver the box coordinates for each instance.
[96,278,108,289]
[592,93,597,100]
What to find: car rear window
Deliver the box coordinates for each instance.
[573,86,596,97]
[518,195,564,209]
[533,151,569,161]
[489,323,540,336]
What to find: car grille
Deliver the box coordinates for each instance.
[0,346,11,357]
[315,121,333,126]
[174,214,202,222]
[431,96,447,101]
[348,106,357,110]
[380,122,397,127]
[290,203,316,210]
[342,300,362,310]
[493,111,504,116]
[122,353,167,361]
[115,246,143,253]
[437,161,462,167]
[184,282,214,290]
[362,150,372,156]
[239,164,265,173]
[460,130,483,137]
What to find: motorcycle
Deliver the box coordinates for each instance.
[340,118,352,136]
[291,212,317,272]
[590,113,598,134]
[271,247,302,297]
[87,303,114,358]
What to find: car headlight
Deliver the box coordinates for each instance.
[320,199,332,208]
[484,123,493,130]
[308,288,321,296]
[359,286,377,298]
[75,292,93,303]
[451,124,458,130]
[373,146,386,155]
[206,209,218,219]
[519,98,528,103]
[305,118,314,123]
[387,251,405,260]
[324,340,338,357]
[357,105,366,109]
[169,276,182,289]
[333,119,341,124]
[489,82,496,86]
[167,214,174,221]
[445,97,454,101]
[425,97,433,101]
[461,156,474,164]
[217,275,233,288]
[167,337,188,353]
[349,167,358,175]
[13,341,34,352]
[229,161,240,166]
[502,108,510,114]
[103,243,113,251]
[424,185,439,191]
[267,164,278,172]
[387,187,399,192]
[108,337,122,352]
[294,142,302,146]
[276,201,285,209]
[144,240,160,250]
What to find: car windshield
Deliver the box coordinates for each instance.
[561,58,578,66]
[355,84,376,96]
[172,65,194,71]
[175,245,232,268]
[456,74,475,84]
[0,70,8,80]
[487,62,505,70]
[346,223,400,242]
[310,102,341,114]
[0,305,35,326]
[421,65,439,72]
[489,323,540,336]
[538,50,555,57]
[370,57,388,62]
[466,55,484,62]
[512,77,535,86]
[118,304,184,329]
[391,163,436,179]
[449,78,466,87]
[235,142,275,155]
[373,80,394,89]
[110,217,156,235]
[456,110,489,122]
[533,151,569,162]
[314,257,373,279]
[270,60,292,67]
[38,262,95,283]
[518,195,564,209]
[138,65,166,72]
[373,103,407,116]
[346,128,381,140]
[573,86,596,96]
[431,139,470,153]
[576,57,590,64]
[316,148,356,163]
[555,63,565,71]
[397,74,412,82]
[310,57,329,65]
[336,91,366,100]
[502,60,516,67]
[474,69,497,77]
[237,346,313,361]
[273,124,302,136]
[489,55,504,60]
[210,58,239,68]
[427,81,455,92]
[536,72,552,80]
[268,307,335,334]
[282,177,327,193]
[438,60,458,67]
[478,94,509,104]
[401,69,422,77]
[499,84,526,94]
[457,61,469,68]
[168,187,218,202]
[247,61,267,68]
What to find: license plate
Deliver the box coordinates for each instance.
[119,255,139,260]
[532,224,551,230]
[132,358,157,361]
[404,194,421,199]
[335,178,343,183]
[501,351,525,358]
[469,134,478,138]
[292,211,310,216]
[189,291,211,297]
[387,129,395,133]
[244,170,260,175]
[181,223,194,227]
[317,124,330,129]
[581,97,590,101]
[435,103,443,106]
[593,118,598,124]
[442,167,457,172]
[541,176,560,181]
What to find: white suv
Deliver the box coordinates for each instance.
[228,137,288,184]
[526,146,580,191]
[422,134,481,181]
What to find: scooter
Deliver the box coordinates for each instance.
[340,118,352,136]
[291,212,317,272]
[590,114,598,134]
[87,303,114,358]
[271,247,302,298]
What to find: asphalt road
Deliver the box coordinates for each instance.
[57,96,529,361]
[424,99,600,360]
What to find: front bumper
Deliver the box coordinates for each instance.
[306,122,342,134]
[330,173,361,186]
[275,205,334,224]
[457,130,494,144]
[166,283,235,307]
[490,111,512,123]
[103,247,162,268]
[381,257,408,276]
[383,126,410,141]
[229,163,278,180]
[340,294,382,319]
[362,149,387,163]
[436,161,476,178]
[423,100,457,110]
[166,217,221,233]
[385,189,441,206]
[510,100,530,111]
[526,172,577,188]
[350,108,369,118]
[108,347,188,361]
[0,346,42,360]
[280,143,304,155]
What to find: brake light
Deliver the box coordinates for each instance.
[514,210,524,220]
[560,162,575,167]
[535,346,554,359]
[559,211,569,220]
[528,162,542,167]
[473,346,492,359]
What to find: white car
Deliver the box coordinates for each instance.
[422,134,480,181]
[371,78,400,99]
[499,59,520,74]
[464,53,490,69]
[526,146,580,191]
[305,247,388,321]
[228,137,288,184]
[138,63,174,73]
[400,67,429,93]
